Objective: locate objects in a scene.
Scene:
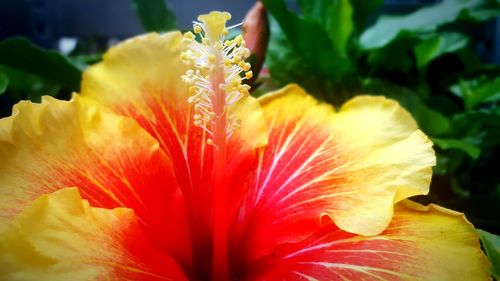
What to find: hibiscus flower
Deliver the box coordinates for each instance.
[0,11,490,281]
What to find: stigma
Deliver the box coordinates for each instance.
[181,11,252,144]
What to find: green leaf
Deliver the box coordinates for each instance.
[0,74,7,95]
[432,137,481,159]
[131,0,177,32]
[350,0,384,31]
[0,37,81,91]
[262,0,351,78]
[366,39,414,73]
[360,0,500,50]
[451,110,500,149]
[266,17,326,96]
[451,77,500,110]
[453,110,500,130]
[413,106,452,136]
[69,53,102,70]
[297,0,354,58]
[414,32,469,69]
[478,229,500,279]
[433,149,467,176]
[0,64,60,102]
[266,16,357,104]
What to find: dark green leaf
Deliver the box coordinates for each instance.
[350,0,384,31]
[478,229,500,279]
[262,0,351,78]
[266,16,308,86]
[453,110,500,130]
[0,74,7,95]
[451,110,500,149]
[414,32,469,69]
[297,0,354,58]
[451,77,500,110]
[131,0,177,32]
[360,0,500,50]
[0,64,60,102]
[414,106,452,136]
[433,149,467,176]
[0,37,81,91]
[69,53,102,70]
[266,17,356,104]
[432,137,481,159]
[266,17,327,97]
[366,40,414,73]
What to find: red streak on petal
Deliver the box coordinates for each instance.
[49,145,191,268]
[107,84,261,279]
[114,210,189,281]
[242,219,420,281]
[230,115,346,270]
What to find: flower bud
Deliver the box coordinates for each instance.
[242,2,269,86]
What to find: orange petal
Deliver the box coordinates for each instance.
[243,201,490,281]
[230,84,435,266]
[0,96,189,262]
[0,188,188,281]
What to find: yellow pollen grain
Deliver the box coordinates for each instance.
[245,71,253,79]
[235,35,243,45]
[184,31,195,39]
[238,61,247,70]
[231,79,240,87]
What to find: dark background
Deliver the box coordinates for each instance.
[0,0,498,64]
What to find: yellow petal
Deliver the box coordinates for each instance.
[331,94,435,235]
[0,96,190,261]
[0,188,187,281]
[81,32,188,116]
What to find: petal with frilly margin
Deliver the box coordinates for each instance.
[243,201,490,281]
[0,96,189,262]
[231,84,435,266]
[0,188,187,281]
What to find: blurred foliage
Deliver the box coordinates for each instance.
[0,74,7,95]
[0,37,81,116]
[0,37,82,90]
[359,0,500,50]
[131,0,177,32]
[478,229,500,279]
[262,0,500,235]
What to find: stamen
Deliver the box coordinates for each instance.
[227,21,244,30]
[181,11,252,145]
